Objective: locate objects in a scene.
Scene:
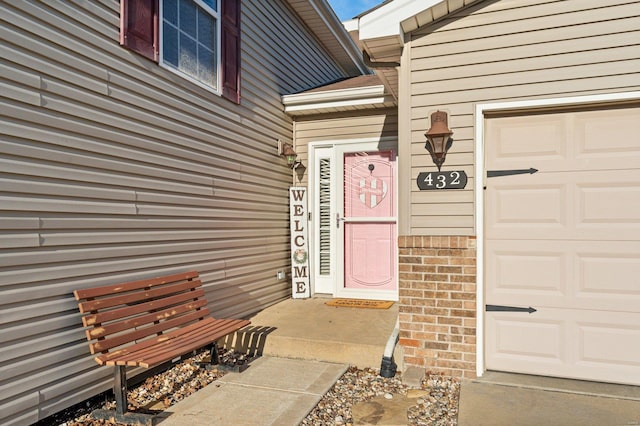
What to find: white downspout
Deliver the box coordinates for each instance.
[380,317,400,377]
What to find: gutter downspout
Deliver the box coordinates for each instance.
[380,317,399,377]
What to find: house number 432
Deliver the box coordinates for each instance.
[416,171,468,190]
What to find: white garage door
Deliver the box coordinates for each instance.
[484,104,640,385]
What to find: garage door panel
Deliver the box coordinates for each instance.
[491,184,565,228]
[486,309,640,385]
[488,172,640,240]
[487,106,640,172]
[579,252,640,297]
[488,315,564,361]
[488,115,566,168]
[488,247,567,296]
[578,181,640,227]
[575,107,640,165]
[487,240,640,311]
[579,322,640,366]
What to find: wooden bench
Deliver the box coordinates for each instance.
[74,271,250,425]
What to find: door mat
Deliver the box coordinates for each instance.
[325,299,394,309]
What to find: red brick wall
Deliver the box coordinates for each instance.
[398,236,477,378]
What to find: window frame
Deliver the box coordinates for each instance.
[158,0,223,95]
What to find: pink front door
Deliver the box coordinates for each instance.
[343,151,396,293]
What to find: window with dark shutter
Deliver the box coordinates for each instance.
[120,0,239,102]
[120,0,159,62]
[221,0,241,104]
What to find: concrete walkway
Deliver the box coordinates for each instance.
[156,356,348,426]
[458,372,640,426]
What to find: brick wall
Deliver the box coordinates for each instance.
[398,236,477,378]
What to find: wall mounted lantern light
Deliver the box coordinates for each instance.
[424,110,454,171]
[278,140,300,169]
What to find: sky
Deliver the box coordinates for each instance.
[327,0,383,21]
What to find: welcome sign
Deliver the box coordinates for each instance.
[290,187,310,298]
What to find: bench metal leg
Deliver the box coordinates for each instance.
[91,365,155,425]
[114,365,128,416]
[199,342,249,373]
[210,342,220,365]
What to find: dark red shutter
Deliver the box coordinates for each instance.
[120,0,159,62]
[221,0,241,103]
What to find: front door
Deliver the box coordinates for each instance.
[311,142,397,301]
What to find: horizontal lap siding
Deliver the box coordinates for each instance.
[408,0,640,235]
[0,0,348,423]
[293,109,398,185]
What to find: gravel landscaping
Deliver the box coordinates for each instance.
[37,352,459,426]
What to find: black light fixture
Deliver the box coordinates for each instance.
[278,140,300,169]
[424,110,454,171]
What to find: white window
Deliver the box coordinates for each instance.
[160,0,221,92]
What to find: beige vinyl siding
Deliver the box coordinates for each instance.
[0,0,350,423]
[407,0,640,235]
[293,109,399,185]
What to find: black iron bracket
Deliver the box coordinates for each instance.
[486,304,537,314]
[487,168,538,178]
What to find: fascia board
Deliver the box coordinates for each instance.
[308,0,369,74]
[359,0,444,41]
[282,85,386,106]
[343,18,359,33]
[284,96,391,113]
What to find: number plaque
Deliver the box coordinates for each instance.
[417,170,468,190]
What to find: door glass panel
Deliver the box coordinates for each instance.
[344,152,394,218]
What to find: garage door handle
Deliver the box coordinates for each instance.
[486,304,537,314]
[487,168,538,178]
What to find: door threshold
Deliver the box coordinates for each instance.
[472,371,640,401]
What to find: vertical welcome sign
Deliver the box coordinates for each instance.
[290,187,310,298]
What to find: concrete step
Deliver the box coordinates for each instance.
[236,297,401,370]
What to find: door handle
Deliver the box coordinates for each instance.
[336,213,345,228]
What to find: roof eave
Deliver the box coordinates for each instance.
[285,0,370,76]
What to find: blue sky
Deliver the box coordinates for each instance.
[327,0,383,21]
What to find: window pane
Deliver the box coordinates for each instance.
[198,9,215,42]
[198,45,216,86]
[164,0,178,25]
[201,0,217,11]
[179,0,197,39]
[163,23,179,66]
[179,33,198,77]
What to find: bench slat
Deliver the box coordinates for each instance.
[86,299,208,341]
[95,318,210,365]
[77,279,201,313]
[90,307,211,354]
[81,287,206,327]
[139,319,250,367]
[74,271,200,300]
[99,318,250,368]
